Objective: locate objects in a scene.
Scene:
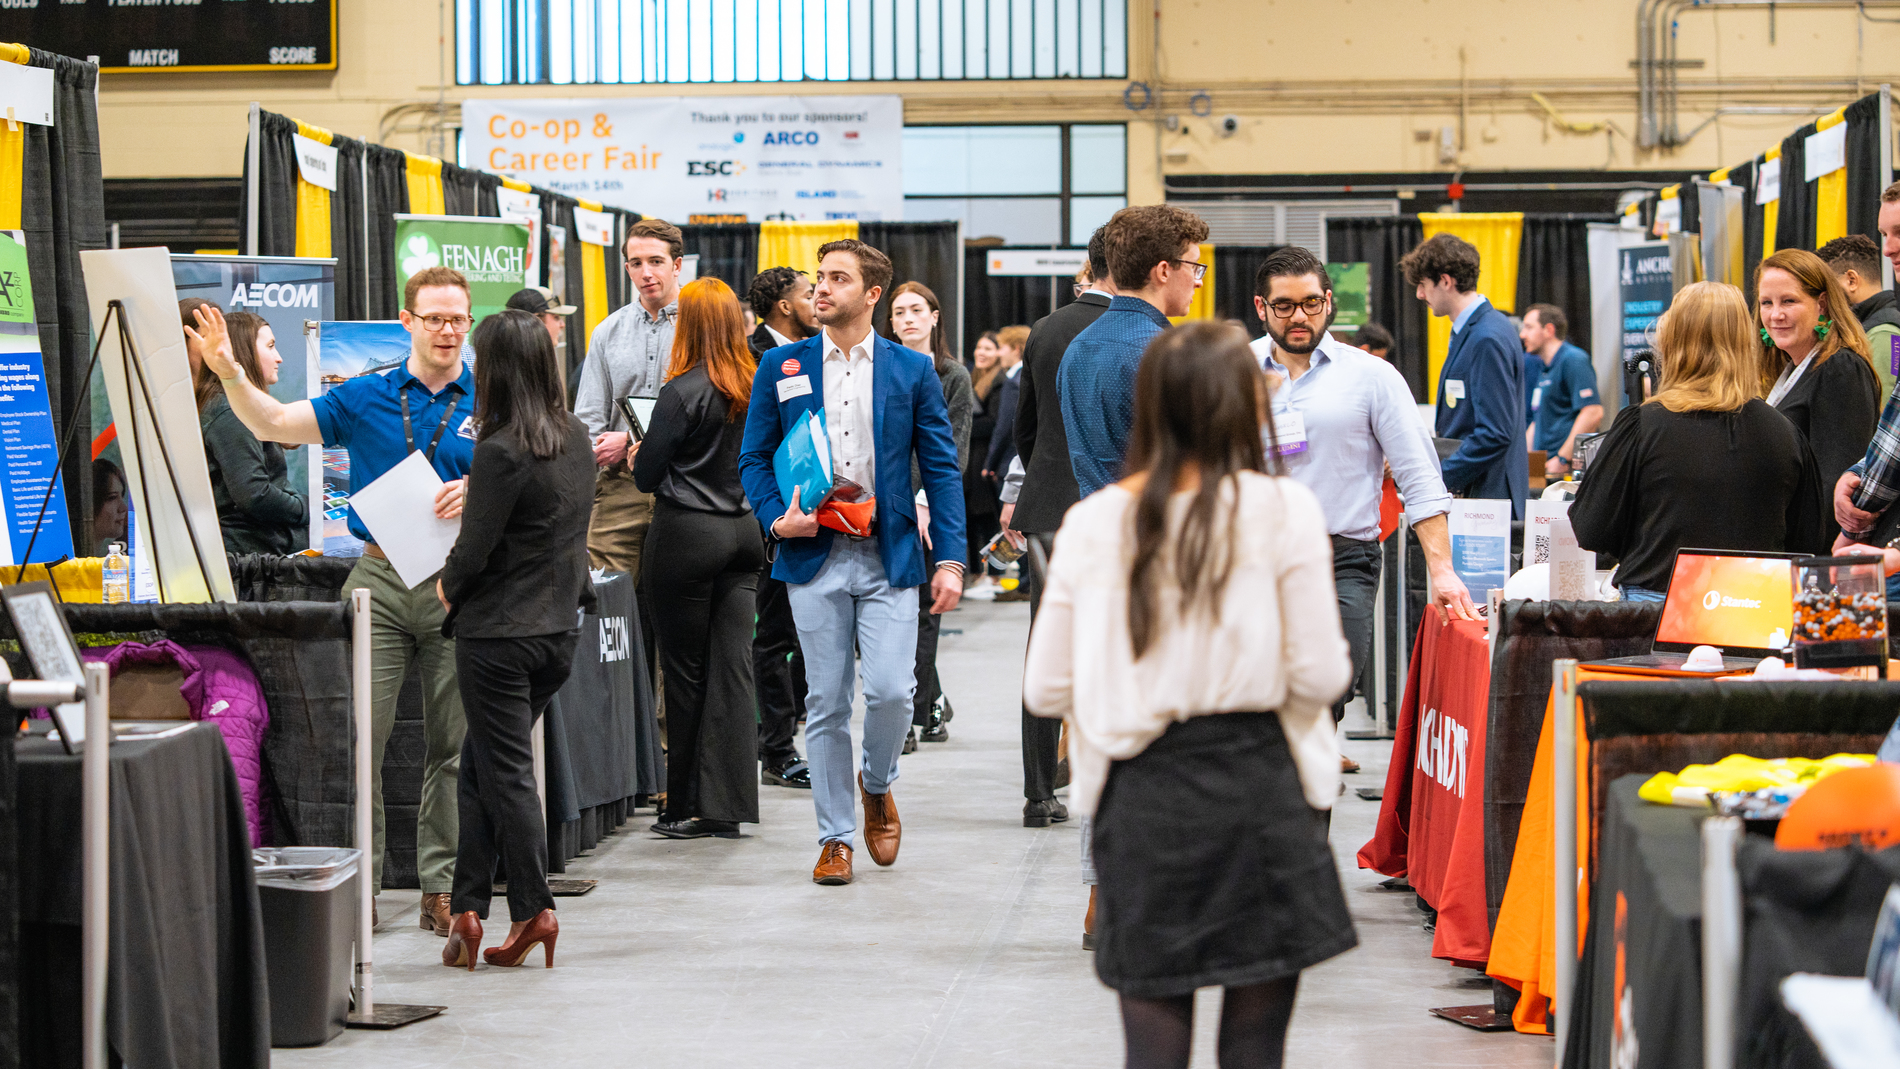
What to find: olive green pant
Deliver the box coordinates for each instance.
[346,553,466,895]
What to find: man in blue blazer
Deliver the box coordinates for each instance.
[738,239,968,886]
[1401,233,1530,519]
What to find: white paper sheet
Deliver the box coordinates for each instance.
[1805,122,1848,182]
[346,450,462,589]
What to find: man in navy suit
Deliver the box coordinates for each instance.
[1401,233,1529,519]
[738,239,968,886]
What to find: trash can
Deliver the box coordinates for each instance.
[254,847,360,1047]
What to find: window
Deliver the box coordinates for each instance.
[456,0,1127,85]
[903,124,1125,245]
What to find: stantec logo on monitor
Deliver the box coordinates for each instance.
[1703,590,1764,611]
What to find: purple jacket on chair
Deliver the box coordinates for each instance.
[101,639,274,847]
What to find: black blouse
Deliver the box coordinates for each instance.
[201,394,307,555]
[1570,399,1827,593]
[1772,347,1879,542]
[630,364,752,515]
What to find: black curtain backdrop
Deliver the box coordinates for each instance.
[240,111,300,259]
[1216,245,1286,339]
[1676,186,1701,240]
[680,222,759,299]
[363,145,409,320]
[1327,216,1429,397]
[962,247,1063,361]
[1737,158,1766,301]
[862,221,964,354]
[1846,93,1885,244]
[1515,215,1610,353]
[17,49,106,560]
[1775,122,1818,255]
[328,138,367,321]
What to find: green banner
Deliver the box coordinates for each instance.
[1326,262,1371,331]
[393,215,532,325]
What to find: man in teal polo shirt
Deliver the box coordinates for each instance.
[188,265,478,935]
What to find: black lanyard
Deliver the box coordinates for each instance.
[399,385,460,462]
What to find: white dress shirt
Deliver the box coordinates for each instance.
[822,328,877,491]
[764,323,797,349]
[1023,473,1353,816]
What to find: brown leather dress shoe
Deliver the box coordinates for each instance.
[858,774,901,866]
[813,841,853,885]
[421,893,452,936]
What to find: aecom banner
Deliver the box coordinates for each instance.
[461,95,904,223]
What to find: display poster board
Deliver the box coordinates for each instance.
[1325,262,1371,332]
[1619,242,1672,368]
[171,255,331,552]
[78,248,233,603]
[0,0,337,73]
[1448,499,1511,601]
[0,231,73,566]
[462,95,904,221]
[394,216,532,326]
[312,321,408,557]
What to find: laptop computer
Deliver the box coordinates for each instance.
[1587,548,1801,676]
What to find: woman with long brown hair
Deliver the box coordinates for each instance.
[965,330,1006,573]
[196,310,307,554]
[1573,281,1827,599]
[632,277,765,839]
[1024,322,1354,1069]
[1756,248,1879,542]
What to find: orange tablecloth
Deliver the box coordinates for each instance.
[1357,610,1494,967]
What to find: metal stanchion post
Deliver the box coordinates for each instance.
[1553,658,1581,1066]
[346,588,444,1029]
[1394,515,1410,737]
[1702,816,1743,1069]
[82,662,109,1069]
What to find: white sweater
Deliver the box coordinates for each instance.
[1022,473,1353,817]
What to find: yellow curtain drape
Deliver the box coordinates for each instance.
[1,558,104,603]
[1168,243,1216,324]
[0,45,27,230]
[578,198,610,351]
[404,152,446,216]
[292,122,333,259]
[500,176,533,194]
[1418,212,1524,403]
[1761,145,1782,260]
[1814,108,1849,247]
[757,220,859,274]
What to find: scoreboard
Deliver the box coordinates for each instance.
[0,0,336,73]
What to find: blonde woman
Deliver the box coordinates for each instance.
[1572,281,1827,600]
[1025,322,1353,1069]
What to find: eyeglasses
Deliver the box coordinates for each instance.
[1266,296,1330,318]
[412,314,473,333]
[1169,259,1208,281]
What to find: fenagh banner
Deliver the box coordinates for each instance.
[393,215,532,325]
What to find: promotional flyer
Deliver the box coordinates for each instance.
[462,95,904,221]
[0,231,73,565]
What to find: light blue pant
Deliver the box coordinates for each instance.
[787,536,921,846]
[1620,586,1668,603]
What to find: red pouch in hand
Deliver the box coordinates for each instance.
[816,477,876,539]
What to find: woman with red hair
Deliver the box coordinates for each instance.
[632,277,766,839]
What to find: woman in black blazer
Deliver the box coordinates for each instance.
[632,277,765,840]
[1757,249,1881,545]
[436,309,595,972]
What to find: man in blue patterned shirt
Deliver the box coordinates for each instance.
[1058,204,1209,497]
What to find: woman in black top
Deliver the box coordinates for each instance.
[1573,282,1827,599]
[965,331,1004,572]
[196,312,307,554]
[1757,248,1880,545]
[436,310,595,972]
[632,277,764,840]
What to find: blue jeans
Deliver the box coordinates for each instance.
[1621,586,1668,603]
[1886,573,1900,602]
[787,535,921,846]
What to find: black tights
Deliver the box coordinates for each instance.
[1119,977,1300,1069]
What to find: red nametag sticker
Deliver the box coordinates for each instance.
[781,358,801,375]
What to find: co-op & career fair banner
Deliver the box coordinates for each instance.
[461,95,905,222]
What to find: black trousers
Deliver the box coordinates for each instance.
[645,499,764,823]
[451,631,577,922]
[913,596,942,727]
[1331,535,1382,724]
[1022,532,1063,800]
[753,569,807,766]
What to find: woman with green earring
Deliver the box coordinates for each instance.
[1757,248,1880,545]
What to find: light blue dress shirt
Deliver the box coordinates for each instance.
[1263,332,1453,541]
[1450,294,1489,335]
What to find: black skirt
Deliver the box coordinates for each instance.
[1091,711,1357,998]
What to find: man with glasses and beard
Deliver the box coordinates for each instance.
[1252,248,1477,750]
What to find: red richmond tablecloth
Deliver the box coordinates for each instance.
[1356,608,1494,967]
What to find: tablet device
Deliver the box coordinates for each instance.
[2,582,88,752]
[618,396,658,442]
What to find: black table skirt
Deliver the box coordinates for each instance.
[14,725,270,1069]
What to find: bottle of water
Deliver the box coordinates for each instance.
[103,543,129,604]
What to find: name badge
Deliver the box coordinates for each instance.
[457,416,477,440]
[776,374,813,402]
[1890,334,1899,379]
[1445,378,1466,408]
[1268,410,1309,457]
[1530,386,1543,413]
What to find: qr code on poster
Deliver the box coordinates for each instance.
[1532,532,1551,564]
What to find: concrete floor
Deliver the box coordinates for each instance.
[277,599,1556,1069]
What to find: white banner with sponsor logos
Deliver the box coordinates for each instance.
[462,95,904,223]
